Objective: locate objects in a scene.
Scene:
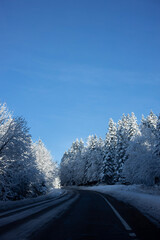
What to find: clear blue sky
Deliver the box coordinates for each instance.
[0,0,160,163]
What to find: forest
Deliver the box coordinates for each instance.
[60,112,160,187]
[1,101,160,201]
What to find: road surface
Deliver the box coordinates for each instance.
[0,189,160,240]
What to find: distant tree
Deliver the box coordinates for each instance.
[60,139,85,186]
[97,137,105,182]
[32,139,59,192]
[60,151,70,186]
[115,114,130,182]
[84,135,104,185]
[128,112,140,140]
[60,136,104,186]
[73,139,85,185]
[103,119,117,184]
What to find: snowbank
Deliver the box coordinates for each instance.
[0,188,64,213]
[79,184,160,227]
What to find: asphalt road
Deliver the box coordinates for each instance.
[30,190,160,240]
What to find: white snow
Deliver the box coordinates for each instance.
[0,188,64,213]
[4,193,79,240]
[78,184,160,227]
[0,189,79,240]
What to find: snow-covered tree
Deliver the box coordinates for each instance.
[115,113,140,182]
[60,111,160,187]
[140,111,158,149]
[97,137,105,182]
[103,119,117,184]
[83,135,104,185]
[60,151,71,186]
[0,102,58,200]
[0,103,38,200]
[123,134,160,185]
[72,139,85,185]
[115,114,130,182]
[60,136,104,186]
[60,139,85,186]
[32,139,59,192]
[128,112,140,140]
[123,112,160,185]
[154,115,160,158]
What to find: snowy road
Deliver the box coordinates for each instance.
[0,189,160,240]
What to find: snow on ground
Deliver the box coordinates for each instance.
[0,188,65,213]
[3,192,79,240]
[0,189,79,240]
[79,184,160,227]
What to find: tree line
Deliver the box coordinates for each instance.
[60,112,160,186]
[0,103,58,201]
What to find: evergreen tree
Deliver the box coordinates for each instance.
[154,115,160,158]
[115,113,140,182]
[97,137,105,182]
[103,119,117,184]
[115,114,129,182]
[73,139,85,185]
[140,111,158,150]
[128,112,140,140]
[60,111,160,187]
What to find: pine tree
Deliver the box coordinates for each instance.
[73,139,85,185]
[115,114,129,182]
[115,113,140,182]
[154,115,160,158]
[103,119,117,184]
[97,137,105,182]
[141,111,158,145]
[128,112,140,140]
[82,135,97,184]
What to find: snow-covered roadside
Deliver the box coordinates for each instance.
[3,192,79,240]
[0,189,79,240]
[0,188,65,213]
[78,184,160,227]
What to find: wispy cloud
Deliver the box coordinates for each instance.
[11,57,160,88]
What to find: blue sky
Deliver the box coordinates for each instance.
[0,0,160,163]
